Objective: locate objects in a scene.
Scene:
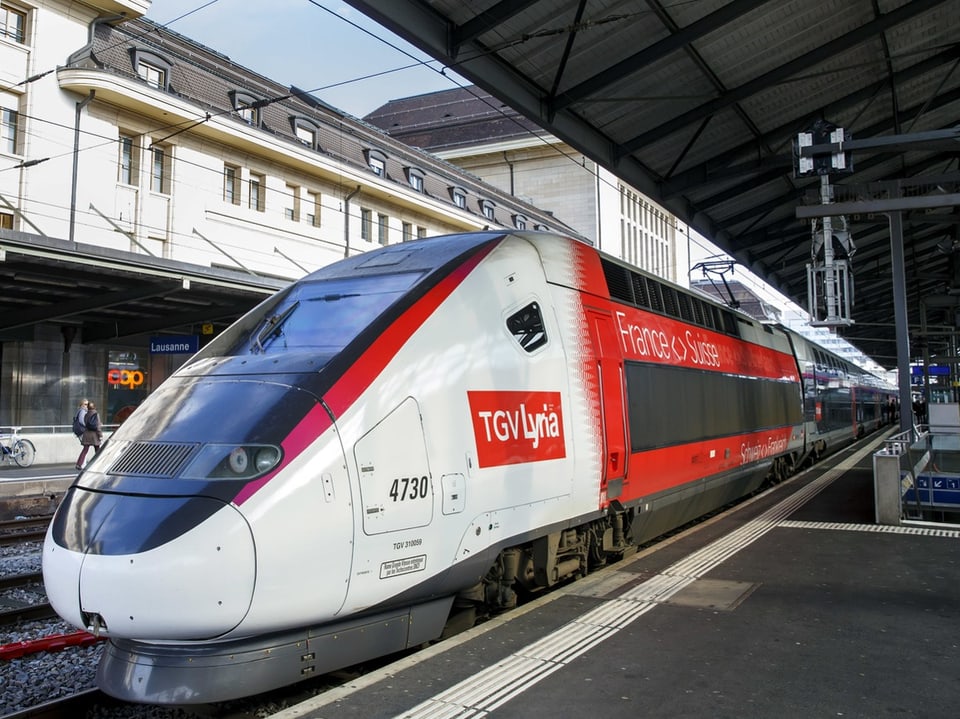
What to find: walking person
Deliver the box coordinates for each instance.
[72,399,88,442]
[76,401,103,471]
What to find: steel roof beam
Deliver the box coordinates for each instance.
[82,303,255,343]
[0,281,181,331]
[549,0,772,113]
[661,45,960,197]
[451,0,541,55]
[615,0,948,159]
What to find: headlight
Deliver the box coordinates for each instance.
[228,447,249,473]
[254,446,281,473]
[181,444,283,480]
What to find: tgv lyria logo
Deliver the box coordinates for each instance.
[467,390,565,468]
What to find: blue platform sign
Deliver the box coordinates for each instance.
[149,335,199,354]
[907,473,960,508]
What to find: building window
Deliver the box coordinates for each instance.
[0,211,12,229]
[402,221,413,242]
[290,117,319,149]
[129,49,172,91]
[480,200,496,221]
[285,183,300,221]
[223,164,240,205]
[295,125,315,147]
[306,190,321,227]
[377,213,389,245]
[249,172,265,212]
[365,148,387,177]
[513,214,528,230]
[451,187,467,209]
[0,4,26,44]
[118,134,139,185]
[417,226,427,239]
[406,167,425,193]
[149,144,169,194]
[1,106,19,155]
[238,103,259,126]
[360,208,373,241]
[230,91,264,127]
[137,62,166,89]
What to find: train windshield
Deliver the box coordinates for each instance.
[200,272,424,358]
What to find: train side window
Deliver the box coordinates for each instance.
[601,259,634,305]
[697,300,714,330]
[506,302,548,353]
[676,292,693,322]
[631,274,650,309]
[661,286,680,318]
[720,310,739,336]
[647,280,664,313]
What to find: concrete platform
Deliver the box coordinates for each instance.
[273,432,960,719]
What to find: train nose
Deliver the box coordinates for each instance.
[43,490,255,640]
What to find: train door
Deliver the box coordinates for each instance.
[344,397,435,611]
[586,309,628,502]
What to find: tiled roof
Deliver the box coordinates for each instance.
[364,86,548,151]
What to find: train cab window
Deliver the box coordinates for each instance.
[200,272,425,359]
[506,302,547,353]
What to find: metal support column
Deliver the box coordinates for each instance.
[887,206,913,434]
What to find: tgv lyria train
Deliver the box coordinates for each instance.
[42,230,893,704]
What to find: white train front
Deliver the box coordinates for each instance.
[44,230,873,704]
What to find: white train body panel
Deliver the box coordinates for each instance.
[329,236,598,615]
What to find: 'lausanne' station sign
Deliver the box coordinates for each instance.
[149,335,199,354]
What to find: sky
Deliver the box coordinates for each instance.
[144,0,465,118]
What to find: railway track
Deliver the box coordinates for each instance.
[2,688,110,719]
[0,516,51,546]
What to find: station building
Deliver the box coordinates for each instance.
[364,86,687,286]
[0,0,576,429]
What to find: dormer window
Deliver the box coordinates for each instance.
[365,148,387,177]
[406,166,425,193]
[138,62,165,89]
[129,49,173,91]
[450,186,467,209]
[290,116,320,149]
[480,199,496,221]
[230,90,265,127]
[513,214,528,230]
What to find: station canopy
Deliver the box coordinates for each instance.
[347,0,960,370]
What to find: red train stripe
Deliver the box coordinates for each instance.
[234,240,499,506]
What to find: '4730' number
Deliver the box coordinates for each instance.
[389,475,429,502]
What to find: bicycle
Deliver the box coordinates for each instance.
[0,427,36,468]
